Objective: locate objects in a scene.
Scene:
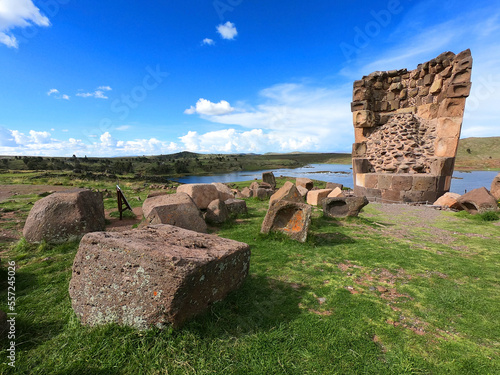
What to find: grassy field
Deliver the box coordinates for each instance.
[0,176,499,374]
[455,137,500,170]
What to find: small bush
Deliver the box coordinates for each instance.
[476,211,499,221]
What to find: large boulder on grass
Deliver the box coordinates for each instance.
[261,201,312,242]
[69,224,251,329]
[177,184,219,209]
[142,193,207,233]
[269,181,303,207]
[457,187,498,214]
[322,196,369,218]
[23,188,105,243]
[491,174,500,200]
[211,183,234,201]
[205,199,229,224]
[225,199,248,216]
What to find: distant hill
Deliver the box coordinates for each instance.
[456,137,500,170]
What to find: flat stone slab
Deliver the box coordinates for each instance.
[261,200,312,242]
[142,193,207,233]
[69,224,250,329]
[23,188,105,243]
[322,196,369,218]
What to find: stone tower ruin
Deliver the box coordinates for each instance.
[351,49,472,203]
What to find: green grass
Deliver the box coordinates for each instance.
[0,189,499,374]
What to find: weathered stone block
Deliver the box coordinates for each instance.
[430,157,455,176]
[205,199,229,224]
[437,117,462,140]
[353,110,376,128]
[378,175,393,190]
[424,74,435,86]
[392,175,413,191]
[269,181,303,207]
[434,192,463,210]
[262,172,277,189]
[412,176,437,191]
[69,225,250,329]
[225,199,248,216]
[326,182,344,190]
[352,142,367,157]
[211,183,234,201]
[381,189,401,202]
[351,101,370,111]
[457,187,498,214]
[419,86,430,96]
[296,178,314,190]
[327,187,344,198]
[364,174,378,189]
[322,196,369,218]
[447,82,472,98]
[438,98,466,117]
[306,189,332,206]
[142,193,207,233]
[490,173,500,200]
[23,189,105,243]
[430,76,443,94]
[240,187,253,198]
[261,201,312,242]
[352,158,372,174]
[451,70,471,84]
[177,184,219,210]
[434,137,460,158]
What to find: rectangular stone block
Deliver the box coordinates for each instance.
[450,70,471,84]
[381,189,401,203]
[355,173,366,187]
[353,110,376,128]
[437,117,462,140]
[351,101,370,111]
[352,158,372,174]
[307,189,332,206]
[436,176,452,191]
[364,174,378,189]
[429,157,455,176]
[424,73,435,86]
[434,137,460,157]
[378,174,393,190]
[447,82,472,98]
[354,127,368,142]
[353,185,367,197]
[412,176,437,191]
[438,98,466,117]
[352,142,367,157]
[417,103,439,119]
[353,87,369,101]
[365,187,382,199]
[389,100,400,110]
[391,175,413,191]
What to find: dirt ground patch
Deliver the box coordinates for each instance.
[0,184,70,203]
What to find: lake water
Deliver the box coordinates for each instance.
[174,164,498,194]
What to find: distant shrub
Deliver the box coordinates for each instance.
[477,211,499,221]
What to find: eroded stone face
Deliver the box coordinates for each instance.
[322,197,369,218]
[261,201,312,242]
[351,50,472,203]
[69,225,250,329]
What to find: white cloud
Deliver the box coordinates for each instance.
[97,86,112,91]
[76,87,111,99]
[116,125,131,131]
[202,38,215,46]
[216,21,237,40]
[47,88,70,100]
[0,0,50,48]
[184,98,235,116]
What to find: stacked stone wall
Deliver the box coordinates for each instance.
[351,49,472,203]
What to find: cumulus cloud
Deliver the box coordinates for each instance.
[216,21,237,40]
[184,98,235,116]
[0,0,50,48]
[76,86,112,99]
[202,38,215,46]
[47,88,70,100]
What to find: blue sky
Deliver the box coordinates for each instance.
[1,0,499,157]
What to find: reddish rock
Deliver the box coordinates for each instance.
[205,199,229,224]
[261,201,312,242]
[296,185,309,198]
[269,181,303,207]
[176,184,219,209]
[262,172,276,189]
[211,183,234,201]
[491,173,500,200]
[240,187,253,198]
[457,187,498,214]
[225,198,248,216]
[69,225,250,329]
[326,182,344,190]
[322,196,369,218]
[327,187,344,198]
[433,192,463,210]
[142,193,207,233]
[23,188,105,243]
[296,178,314,190]
[306,189,332,206]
